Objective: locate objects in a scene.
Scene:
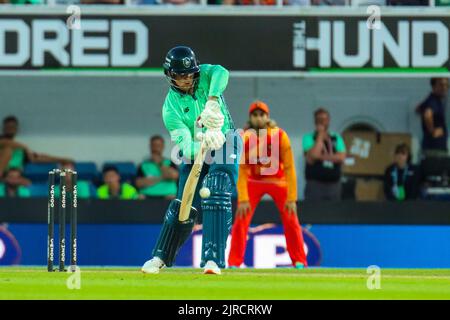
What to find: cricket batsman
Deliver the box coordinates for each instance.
[141,46,241,275]
[228,101,307,269]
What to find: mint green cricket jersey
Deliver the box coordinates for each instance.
[162,64,234,159]
[7,149,25,170]
[0,184,30,198]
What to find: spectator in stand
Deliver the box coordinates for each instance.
[384,143,421,201]
[0,168,31,198]
[416,78,449,157]
[97,166,139,200]
[135,135,179,199]
[0,116,73,179]
[303,108,346,201]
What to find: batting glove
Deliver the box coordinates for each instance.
[200,100,224,130]
[202,129,226,151]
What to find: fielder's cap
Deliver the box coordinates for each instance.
[249,100,270,115]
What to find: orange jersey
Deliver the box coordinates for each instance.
[237,127,297,202]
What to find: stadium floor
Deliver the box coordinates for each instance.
[1,267,450,300]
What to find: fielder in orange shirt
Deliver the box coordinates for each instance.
[228,101,307,269]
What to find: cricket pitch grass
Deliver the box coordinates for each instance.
[1,267,450,300]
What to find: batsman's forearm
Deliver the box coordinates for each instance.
[208,65,229,97]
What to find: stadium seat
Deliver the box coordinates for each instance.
[27,183,48,198]
[75,162,98,181]
[23,163,58,183]
[102,162,137,183]
[88,182,97,199]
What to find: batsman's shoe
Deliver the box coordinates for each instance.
[141,257,165,274]
[203,261,221,275]
[295,262,305,269]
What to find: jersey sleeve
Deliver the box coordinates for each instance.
[237,164,250,203]
[335,134,346,153]
[163,99,200,160]
[201,64,229,97]
[281,130,298,202]
[302,133,315,153]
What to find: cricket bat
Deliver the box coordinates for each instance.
[179,138,208,222]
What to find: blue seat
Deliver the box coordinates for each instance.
[27,183,48,198]
[23,163,58,183]
[102,162,137,182]
[75,162,98,181]
[89,183,97,199]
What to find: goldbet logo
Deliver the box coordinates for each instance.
[49,185,55,208]
[61,185,66,209]
[73,185,78,208]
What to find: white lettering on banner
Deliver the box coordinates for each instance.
[0,18,148,67]
[0,239,5,259]
[192,234,232,268]
[253,235,292,268]
[306,21,332,68]
[293,22,306,68]
[32,20,69,66]
[0,20,29,66]
[111,20,148,67]
[293,20,449,69]
[372,22,409,67]
[71,20,109,66]
[333,21,370,67]
[192,234,309,268]
[412,21,448,67]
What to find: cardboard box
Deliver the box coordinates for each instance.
[343,131,412,176]
[355,178,385,201]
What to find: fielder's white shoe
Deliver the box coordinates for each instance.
[203,260,221,275]
[141,257,165,274]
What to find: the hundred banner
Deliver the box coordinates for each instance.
[0,12,448,72]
